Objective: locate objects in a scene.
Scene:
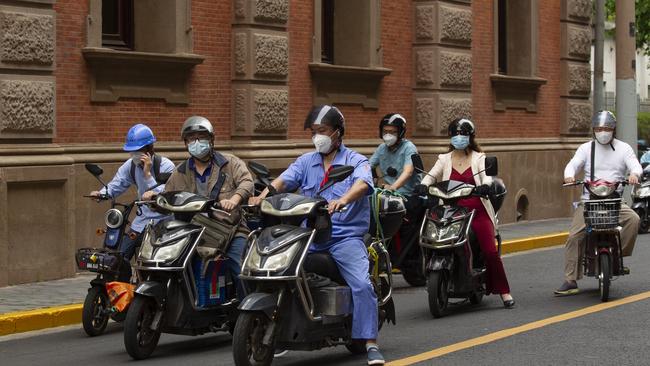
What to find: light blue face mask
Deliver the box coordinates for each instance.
[451,135,470,150]
[188,139,211,159]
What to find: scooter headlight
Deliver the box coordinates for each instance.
[634,185,650,198]
[437,221,463,241]
[105,209,123,229]
[150,237,190,262]
[138,230,154,260]
[587,184,616,198]
[244,242,301,272]
[423,221,438,241]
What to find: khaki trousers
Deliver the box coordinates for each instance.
[564,203,639,281]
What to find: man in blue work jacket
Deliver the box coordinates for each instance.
[249,105,384,365]
[90,123,175,279]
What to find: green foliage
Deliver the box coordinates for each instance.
[604,0,650,56]
[638,111,650,143]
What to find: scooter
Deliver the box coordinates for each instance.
[75,163,137,336]
[371,168,426,286]
[411,155,506,317]
[631,163,650,233]
[563,179,628,301]
[123,187,239,359]
[232,165,395,366]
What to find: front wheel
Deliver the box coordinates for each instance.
[401,260,426,287]
[599,253,611,302]
[82,286,110,336]
[634,208,649,234]
[124,296,161,360]
[232,312,275,366]
[427,271,448,318]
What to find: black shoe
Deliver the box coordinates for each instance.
[503,299,515,309]
[554,281,579,296]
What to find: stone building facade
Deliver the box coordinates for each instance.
[0,0,593,286]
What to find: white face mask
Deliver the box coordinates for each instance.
[383,133,398,147]
[595,131,613,145]
[312,131,338,154]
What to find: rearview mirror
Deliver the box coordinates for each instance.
[642,162,649,169]
[327,165,354,183]
[410,154,425,172]
[248,161,270,178]
[485,156,498,176]
[85,163,103,177]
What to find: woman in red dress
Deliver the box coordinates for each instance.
[420,118,514,308]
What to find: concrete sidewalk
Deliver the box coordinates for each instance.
[0,217,572,336]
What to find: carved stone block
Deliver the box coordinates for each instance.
[413,92,471,136]
[561,0,592,24]
[414,2,471,46]
[0,76,55,139]
[232,0,288,27]
[232,84,288,138]
[232,29,288,81]
[561,98,592,135]
[560,60,591,97]
[414,46,471,90]
[0,8,55,71]
[561,23,591,61]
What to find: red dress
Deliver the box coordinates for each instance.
[450,167,511,295]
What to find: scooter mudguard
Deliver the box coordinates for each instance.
[427,256,452,271]
[134,281,166,306]
[239,292,279,318]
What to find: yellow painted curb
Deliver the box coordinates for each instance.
[0,304,82,336]
[501,232,568,255]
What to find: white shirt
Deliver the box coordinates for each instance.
[564,139,642,199]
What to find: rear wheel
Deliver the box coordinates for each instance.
[598,253,611,302]
[82,286,110,336]
[124,296,161,360]
[469,291,483,305]
[346,340,367,354]
[427,271,448,318]
[232,312,275,366]
[401,258,426,287]
[634,208,649,234]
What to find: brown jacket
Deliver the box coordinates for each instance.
[164,151,254,236]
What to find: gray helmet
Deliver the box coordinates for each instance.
[181,116,214,139]
[591,110,616,129]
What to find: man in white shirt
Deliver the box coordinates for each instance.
[555,110,642,296]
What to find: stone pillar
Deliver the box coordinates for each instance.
[412,0,472,137]
[560,0,593,135]
[0,0,59,286]
[232,0,289,139]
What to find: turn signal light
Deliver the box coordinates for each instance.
[96,227,106,236]
[128,232,138,240]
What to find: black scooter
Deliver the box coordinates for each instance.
[632,163,650,233]
[233,165,395,366]
[123,187,239,359]
[75,163,138,336]
[412,155,506,317]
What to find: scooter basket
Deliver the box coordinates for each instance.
[192,257,233,307]
[583,199,621,231]
[75,248,125,274]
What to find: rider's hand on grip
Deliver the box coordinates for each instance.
[474,184,491,197]
[415,184,427,195]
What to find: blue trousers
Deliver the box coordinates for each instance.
[226,235,247,300]
[310,236,378,340]
[117,231,142,282]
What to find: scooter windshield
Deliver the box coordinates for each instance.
[428,180,474,200]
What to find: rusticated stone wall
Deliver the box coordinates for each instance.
[560,0,593,135]
[232,0,289,139]
[413,0,472,136]
[0,1,55,140]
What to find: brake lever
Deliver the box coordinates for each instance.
[210,206,233,217]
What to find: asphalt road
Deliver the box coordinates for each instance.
[3,235,650,366]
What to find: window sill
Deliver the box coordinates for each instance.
[309,63,392,109]
[82,47,204,105]
[490,74,547,112]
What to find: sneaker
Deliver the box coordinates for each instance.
[367,346,385,365]
[274,349,288,358]
[623,266,631,275]
[554,281,579,296]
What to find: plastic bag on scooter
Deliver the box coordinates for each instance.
[106,281,135,312]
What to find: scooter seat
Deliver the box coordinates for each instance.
[304,253,347,286]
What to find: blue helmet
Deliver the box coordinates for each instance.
[123,123,156,151]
